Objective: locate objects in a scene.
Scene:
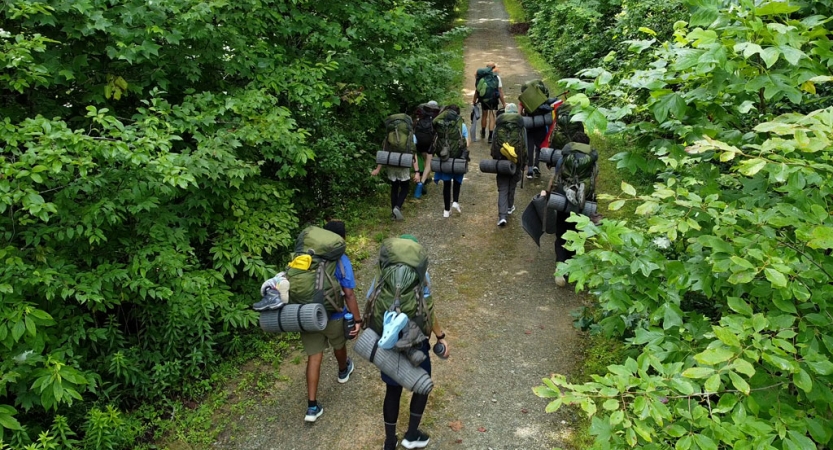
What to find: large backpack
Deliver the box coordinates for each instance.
[285,226,346,314]
[519,79,550,115]
[490,113,526,163]
[413,104,440,148]
[383,114,416,154]
[432,109,467,161]
[548,105,582,150]
[475,67,500,102]
[554,142,599,212]
[363,238,432,337]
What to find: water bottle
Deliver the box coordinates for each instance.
[343,313,356,340]
[433,342,448,360]
[414,182,423,199]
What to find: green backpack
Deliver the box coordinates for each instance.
[555,142,599,212]
[432,109,467,161]
[490,113,526,163]
[383,114,416,154]
[549,105,582,150]
[475,67,500,101]
[364,238,432,336]
[519,79,550,115]
[286,226,346,313]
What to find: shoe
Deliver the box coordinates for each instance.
[305,402,324,422]
[252,290,284,311]
[443,210,450,218]
[337,358,354,384]
[488,131,493,144]
[452,202,461,213]
[526,170,533,179]
[508,205,516,215]
[383,436,398,450]
[392,207,404,221]
[555,275,566,287]
[378,311,409,349]
[480,128,486,139]
[497,219,507,227]
[402,430,430,449]
[533,166,540,177]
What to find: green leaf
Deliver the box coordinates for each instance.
[638,27,657,36]
[755,1,801,16]
[771,296,797,313]
[532,385,560,398]
[731,359,756,377]
[728,371,750,395]
[602,399,619,411]
[695,346,735,365]
[545,397,563,413]
[807,226,833,250]
[676,435,693,450]
[738,158,767,176]
[786,431,818,450]
[609,200,626,211]
[652,92,687,123]
[704,373,721,392]
[793,369,812,393]
[694,434,718,450]
[764,268,788,288]
[682,367,714,379]
[760,47,780,67]
[727,297,753,316]
[713,327,741,348]
[805,359,833,376]
[621,181,636,196]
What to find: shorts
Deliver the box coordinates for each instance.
[300,317,345,356]
[481,98,500,111]
[381,340,432,386]
[386,166,412,182]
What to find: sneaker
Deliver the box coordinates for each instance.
[533,166,541,177]
[497,218,507,227]
[555,275,566,287]
[526,170,533,179]
[383,436,398,450]
[508,205,516,215]
[402,430,430,449]
[392,207,404,221]
[443,210,450,218]
[480,128,486,139]
[337,358,354,384]
[451,202,461,213]
[304,402,324,422]
[252,291,284,311]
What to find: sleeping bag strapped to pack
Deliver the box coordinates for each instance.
[286,226,346,314]
[475,67,500,103]
[554,142,599,214]
[363,238,432,337]
[432,109,467,161]
[414,103,440,149]
[519,79,550,115]
[384,114,416,154]
[490,113,526,164]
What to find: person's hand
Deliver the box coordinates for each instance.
[437,338,449,358]
[350,323,360,338]
[540,190,547,197]
[371,167,380,176]
[413,172,421,183]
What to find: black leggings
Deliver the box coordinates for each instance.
[390,180,410,209]
[383,384,429,439]
[442,180,461,211]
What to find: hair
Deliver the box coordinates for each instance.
[572,131,590,144]
[323,220,346,239]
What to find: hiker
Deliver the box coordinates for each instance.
[431,105,470,217]
[519,79,552,179]
[490,103,527,227]
[413,101,441,198]
[363,235,450,450]
[539,132,599,286]
[372,114,421,220]
[472,62,506,144]
[261,221,362,422]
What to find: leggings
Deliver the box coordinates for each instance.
[383,384,429,440]
[391,180,410,209]
[442,180,461,211]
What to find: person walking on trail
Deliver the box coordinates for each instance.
[364,234,450,450]
[372,134,421,221]
[472,62,505,144]
[431,105,471,218]
[413,101,441,198]
[519,79,552,179]
[490,103,527,227]
[260,220,362,423]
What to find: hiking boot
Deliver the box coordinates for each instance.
[252,291,284,311]
[487,131,493,144]
[497,218,507,227]
[402,430,430,449]
[555,275,566,287]
[452,202,461,213]
[392,207,404,221]
[337,358,354,384]
[383,436,398,450]
[304,402,324,422]
[526,170,533,179]
[443,210,450,218]
[508,205,516,215]
[533,166,541,177]
[480,128,486,139]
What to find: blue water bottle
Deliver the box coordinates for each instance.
[414,182,423,199]
[343,313,356,340]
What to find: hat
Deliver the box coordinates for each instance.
[324,220,346,239]
[505,103,519,113]
[427,100,438,107]
[400,234,418,243]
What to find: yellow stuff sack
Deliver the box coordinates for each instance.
[500,143,518,164]
[288,254,312,271]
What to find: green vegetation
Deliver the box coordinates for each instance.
[532,0,833,448]
[503,0,527,24]
[0,0,466,447]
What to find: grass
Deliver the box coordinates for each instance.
[503,0,527,24]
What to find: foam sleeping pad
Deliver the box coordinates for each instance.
[259,303,328,333]
[430,158,468,175]
[547,192,597,216]
[354,328,434,395]
[479,159,516,175]
[522,114,553,129]
[376,151,414,168]
[539,147,563,165]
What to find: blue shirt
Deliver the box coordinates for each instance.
[335,254,355,289]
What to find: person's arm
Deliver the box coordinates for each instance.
[371,164,382,176]
[499,87,506,107]
[343,287,361,337]
[422,153,433,181]
[430,312,449,357]
[413,158,421,183]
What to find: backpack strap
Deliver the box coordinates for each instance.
[320,260,343,312]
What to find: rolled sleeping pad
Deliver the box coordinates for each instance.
[479,159,517,176]
[522,114,554,129]
[539,147,563,165]
[259,303,328,333]
[354,328,434,395]
[547,192,598,216]
[430,158,468,175]
[376,151,414,168]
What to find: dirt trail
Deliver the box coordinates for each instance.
[209,1,585,448]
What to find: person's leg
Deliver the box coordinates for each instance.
[443,180,452,212]
[384,384,404,447]
[396,180,410,209]
[306,352,323,402]
[402,343,432,448]
[452,180,461,203]
[390,182,398,211]
[300,331,328,421]
[496,175,509,224]
[480,105,488,137]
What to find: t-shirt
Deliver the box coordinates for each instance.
[334,254,355,289]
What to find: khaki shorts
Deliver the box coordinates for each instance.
[300,317,345,356]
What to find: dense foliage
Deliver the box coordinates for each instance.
[534,0,833,448]
[0,0,461,447]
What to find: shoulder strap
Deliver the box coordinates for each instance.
[320,260,342,312]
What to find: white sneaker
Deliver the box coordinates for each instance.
[555,275,566,287]
[443,210,450,218]
[507,205,516,215]
[452,202,461,213]
[497,219,507,227]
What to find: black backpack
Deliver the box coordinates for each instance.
[413,103,440,148]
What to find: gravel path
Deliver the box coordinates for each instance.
[208,1,586,448]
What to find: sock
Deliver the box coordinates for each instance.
[406,393,429,437]
[308,400,317,408]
